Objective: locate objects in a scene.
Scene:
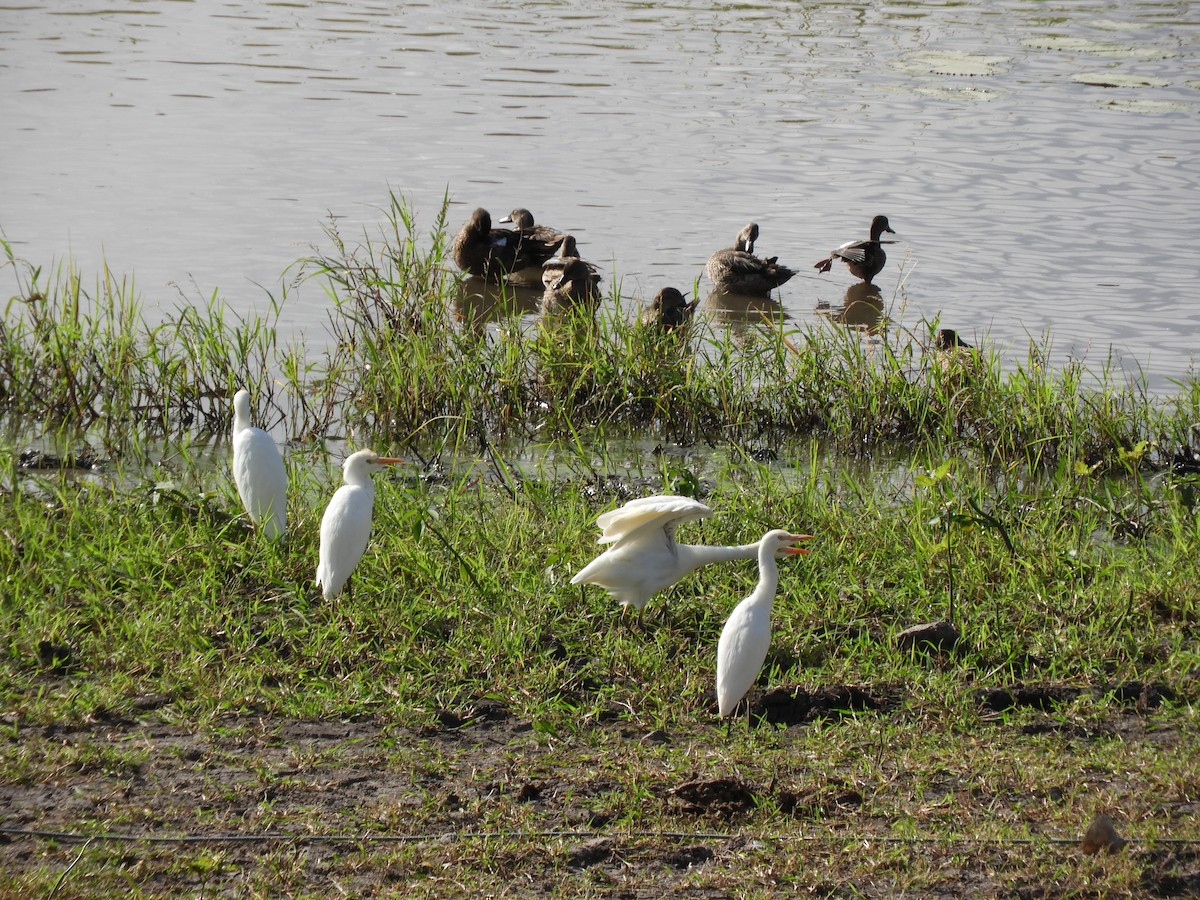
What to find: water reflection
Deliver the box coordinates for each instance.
[451,277,541,333]
[815,282,885,334]
[2,0,1198,390]
[702,289,788,327]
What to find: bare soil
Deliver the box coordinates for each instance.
[2,682,1197,897]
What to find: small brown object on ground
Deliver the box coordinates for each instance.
[1082,812,1128,854]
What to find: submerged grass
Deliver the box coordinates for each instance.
[1,193,1199,894]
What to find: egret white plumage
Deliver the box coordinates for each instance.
[231,388,288,541]
[716,529,812,718]
[571,495,772,613]
[315,449,404,600]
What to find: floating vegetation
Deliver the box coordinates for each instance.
[1100,98,1198,115]
[913,85,1000,102]
[1071,72,1171,88]
[893,50,1012,77]
[1021,35,1175,60]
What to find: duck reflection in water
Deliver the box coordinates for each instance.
[451,276,543,333]
[815,282,885,333]
[702,288,787,328]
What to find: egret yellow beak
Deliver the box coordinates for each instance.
[784,533,813,555]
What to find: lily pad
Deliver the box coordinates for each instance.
[1021,36,1175,60]
[1087,19,1151,34]
[894,50,1012,77]
[1071,72,1170,88]
[1101,98,1197,114]
[914,86,1000,102]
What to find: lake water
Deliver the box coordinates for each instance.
[2,0,1198,391]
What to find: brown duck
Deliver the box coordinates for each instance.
[451,207,563,281]
[541,235,601,310]
[498,208,571,248]
[814,215,896,283]
[706,223,797,296]
[640,287,694,330]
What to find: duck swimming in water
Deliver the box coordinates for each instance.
[640,287,694,330]
[451,207,564,282]
[706,223,797,297]
[498,208,570,248]
[540,234,601,311]
[814,215,896,283]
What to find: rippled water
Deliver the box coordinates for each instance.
[2,0,1198,389]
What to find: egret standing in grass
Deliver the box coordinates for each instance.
[571,495,776,615]
[716,529,812,718]
[231,388,288,541]
[316,449,404,600]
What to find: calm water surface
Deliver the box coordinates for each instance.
[2,1,1198,389]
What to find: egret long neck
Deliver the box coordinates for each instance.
[677,541,760,573]
[749,543,782,609]
[233,397,251,435]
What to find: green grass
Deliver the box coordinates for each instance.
[1,194,1199,895]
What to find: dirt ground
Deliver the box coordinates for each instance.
[2,684,1198,897]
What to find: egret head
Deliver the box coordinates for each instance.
[762,529,812,556]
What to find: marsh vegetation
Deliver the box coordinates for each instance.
[2,197,1198,896]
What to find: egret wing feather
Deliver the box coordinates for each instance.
[595,495,712,544]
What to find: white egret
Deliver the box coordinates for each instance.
[571,495,773,614]
[231,388,288,541]
[716,529,812,718]
[315,449,404,600]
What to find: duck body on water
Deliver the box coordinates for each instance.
[231,389,287,541]
[706,223,797,296]
[716,529,812,718]
[540,234,602,311]
[316,450,404,600]
[814,215,896,283]
[640,286,694,330]
[451,207,564,282]
[499,208,571,249]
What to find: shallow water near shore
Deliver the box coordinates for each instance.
[2,0,1198,391]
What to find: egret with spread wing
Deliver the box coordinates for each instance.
[571,495,768,614]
